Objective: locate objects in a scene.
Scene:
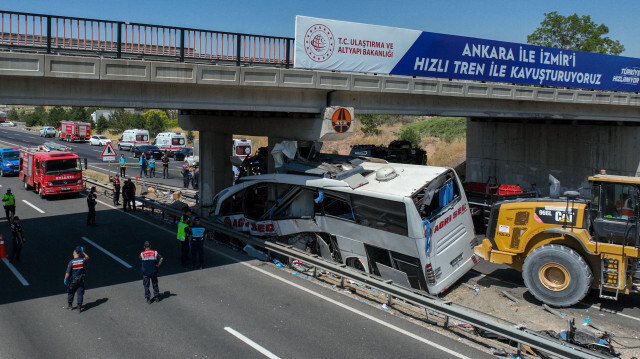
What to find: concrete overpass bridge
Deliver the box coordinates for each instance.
[1,10,639,202]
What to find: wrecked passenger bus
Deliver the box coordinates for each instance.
[212,161,478,294]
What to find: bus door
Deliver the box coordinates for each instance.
[418,172,476,294]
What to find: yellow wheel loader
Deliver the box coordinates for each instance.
[474,173,640,307]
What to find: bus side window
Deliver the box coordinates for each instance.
[322,193,355,221]
[351,195,408,236]
[219,190,245,216]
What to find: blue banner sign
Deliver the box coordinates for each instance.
[391,32,640,92]
[294,16,640,93]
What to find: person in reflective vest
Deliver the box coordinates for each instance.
[177,209,193,267]
[622,196,634,217]
[64,246,89,312]
[140,241,163,303]
[2,187,15,222]
[189,217,207,270]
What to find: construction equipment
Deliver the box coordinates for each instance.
[474,172,640,307]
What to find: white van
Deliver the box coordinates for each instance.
[212,161,478,295]
[118,129,150,151]
[154,132,186,156]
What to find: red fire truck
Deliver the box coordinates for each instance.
[19,147,83,198]
[58,120,91,142]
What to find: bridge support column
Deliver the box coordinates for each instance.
[198,131,234,206]
[466,118,640,197]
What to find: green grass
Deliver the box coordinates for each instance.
[399,117,466,143]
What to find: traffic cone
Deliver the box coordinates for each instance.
[0,234,6,258]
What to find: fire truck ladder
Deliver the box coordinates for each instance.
[599,256,620,300]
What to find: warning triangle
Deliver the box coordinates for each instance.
[101,142,118,157]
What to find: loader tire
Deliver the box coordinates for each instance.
[522,244,592,307]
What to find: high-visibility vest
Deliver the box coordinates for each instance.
[177,220,188,241]
[622,199,634,217]
[2,193,15,206]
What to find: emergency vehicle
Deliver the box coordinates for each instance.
[154,132,186,156]
[0,148,20,176]
[19,147,83,198]
[233,138,252,160]
[118,129,150,151]
[58,121,91,142]
[0,111,6,123]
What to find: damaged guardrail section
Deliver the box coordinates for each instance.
[138,197,613,359]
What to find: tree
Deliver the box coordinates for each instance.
[143,110,168,137]
[25,106,47,127]
[47,106,68,127]
[357,114,391,136]
[186,130,195,145]
[130,113,147,129]
[527,12,625,55]
[68,107,88,122]
[109,108,131,134]
[7,110,19,122]
[96,115,109,134]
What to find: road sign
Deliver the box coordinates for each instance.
[101,142,117,161]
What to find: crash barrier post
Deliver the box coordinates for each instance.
[135,197,614,359]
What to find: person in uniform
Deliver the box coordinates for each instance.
[140,241,163,303]
[122,179,136,211]
[2,187,16,222]
[64,246,89,312]
[161,154,170,179]
[112,175,121,206]
[8,216,24,264]
[189,217,207,270]
[87,187,97,226]
[148,157,156,178]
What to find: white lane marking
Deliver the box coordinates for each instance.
[2,257,29,286]
[588,304,640,322]
[82,236,132,269]
[22,200,45,214]
[94,198,471,359]
[224,327,281,359]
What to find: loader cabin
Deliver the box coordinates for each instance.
[589,174,640,245]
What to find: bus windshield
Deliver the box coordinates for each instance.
[45,159,81,174]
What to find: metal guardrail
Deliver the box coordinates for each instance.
[83,176,198,204]
[0,10,293,67]
[137,197,614,359]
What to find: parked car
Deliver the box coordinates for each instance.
[173,147,193,161]
[0,121,16,127]
[132,145,162,159]
[40,126,57,137]
[89,135,112,146]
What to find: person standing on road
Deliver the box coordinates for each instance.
[87,187,97,226]
[64,246,89,312]
[139,155,148,178]
[120,154,126,177]
[189,217,207,270]
[8,216,24,264]
[140,241,163,303]
[161,154,170,179]
[181,165,190,189]
[123,179,136,211]
[2,187,16,222]
[192,167,199,190]
[148,157,156,178]
[112,175,121,206]
[177,209,192,267]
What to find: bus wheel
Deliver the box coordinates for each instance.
[522,244,592,307]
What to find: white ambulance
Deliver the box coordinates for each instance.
[118,129,150,151]
[154,132,187,156]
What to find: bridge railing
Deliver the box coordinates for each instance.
[0,10,293,67]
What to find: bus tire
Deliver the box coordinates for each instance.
[522,244,592,307]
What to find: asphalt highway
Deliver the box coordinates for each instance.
[0,172,491,359]
[0,125,189,188]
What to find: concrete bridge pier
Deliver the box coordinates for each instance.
[466,118,640,197]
